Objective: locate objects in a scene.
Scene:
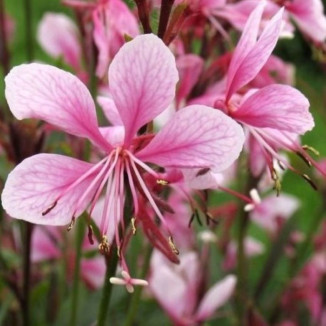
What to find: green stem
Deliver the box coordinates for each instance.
[235,172,258,325]
[23,0,33,62]
[70,219,85,326]
[97,250,119,326]
[122,245,152,326]
[22,222,33,326]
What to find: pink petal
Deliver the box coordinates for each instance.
[287,0,326,42]
[137,105,244,171]
[226,5,284,101]
[196,275,236,321]
[93,0,139,78]
[109,34,179,145]
[97,96,123,125]
[37,13,81,70]
[251,193,300,232]
[5,63,110,150]
[2,154,99,225]
[81,256,106,289]
[31,226,61,262]
[225,1,265,100]
[233,84,313,134]
[176,54,204,107]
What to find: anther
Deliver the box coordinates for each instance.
[302,145,320,156]
[302,174,318,191]
[156,179,169,186]
[88,225,94,245]
[272,169,281,196]
[67,216,76,231]
[168,236,179,255]
[117,245,121,258]
[42,201,57,216]
[131,217,137,235]
[98,235,110,255]
[296,151,312,167]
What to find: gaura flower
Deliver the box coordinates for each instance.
[149,250,236,325]
[193,2,319,188]
[2,35,244,260]
[37,13,82,73]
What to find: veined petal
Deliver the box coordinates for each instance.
[5,63,111,150]
[233,84,313,134]
[225,1,265,100]
[137,105,245,172]
[109,34,179,145]
[226,5,284,100]
[196,275,236,321]
[1,154,99,225]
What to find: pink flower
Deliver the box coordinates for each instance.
[149,250,236,325]
[31,226,106,289]
[250,193,300,233]
[37,13,82,72]
[92,0,139,78]
[202,2,317,183]
[285,0,326,43]
[2,34,244,267]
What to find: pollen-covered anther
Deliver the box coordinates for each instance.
[131,217,137,235]
[168,236,179,255]
[156,179,169,186]
[272,169,282,196]
[42,201,57,216]
[302,145,320,156]
[98,235,111,255]
[67,216,75,231]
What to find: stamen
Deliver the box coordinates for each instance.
[302,174,318,190]
[168,236,179,255]
[156,179,169,186]
[131,217,137,235]
[88,225,94,245]
[67,216,75,231]
[99,235,110,255]
[125,150,159,178]
[42,201,57,216]
[125,160,139,216]
[302,145,320,156]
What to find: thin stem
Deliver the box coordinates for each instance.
[235,173,258,325]
[253,217,295,301]
[0,0,10,75]
[157,0,175,39]
[70,219,85,326]
[22,222,33,326]
[134,0,152,33]
[23,0,33,62]
[97,250,119,326]
[122,245,152,326]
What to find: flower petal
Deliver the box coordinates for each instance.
[196,275,236,321]
[37,13,81,70]
[226,5,284,100]
[225,1,264,100]
[2,154,99,225]
[97,95,123,125]
[233,84,313,134]
[109,34,179,145]
[5,63,110,150]
[137,105,244,172]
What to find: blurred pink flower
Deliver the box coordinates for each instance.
[37,13,82,72]
[149,250,236,325]
[31,226,105,289]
